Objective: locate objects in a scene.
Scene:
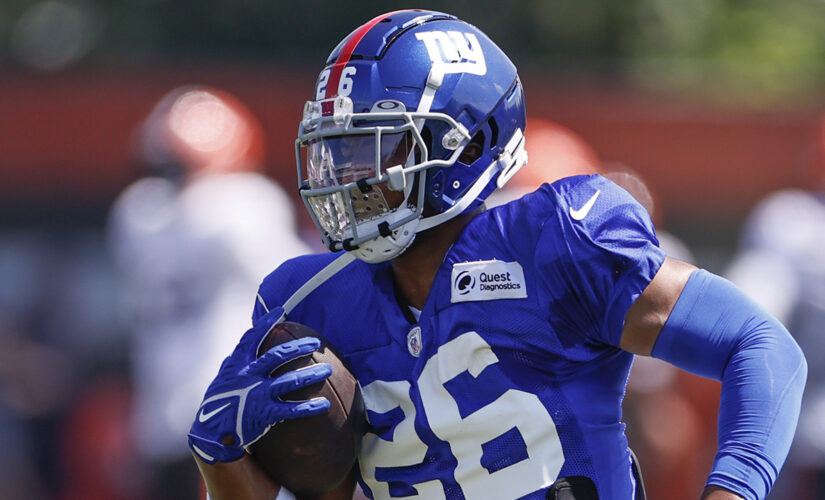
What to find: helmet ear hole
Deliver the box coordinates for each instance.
[488,117,499,148]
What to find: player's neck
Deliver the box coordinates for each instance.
[391,208,482,310]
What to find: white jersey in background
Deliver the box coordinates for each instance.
[108,172,310,462]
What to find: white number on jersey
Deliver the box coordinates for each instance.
[359,331,564,499]
[359,380,446,499]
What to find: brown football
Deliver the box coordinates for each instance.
[248,321,366,496]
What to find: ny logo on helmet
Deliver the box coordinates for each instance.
[415,31,487,76]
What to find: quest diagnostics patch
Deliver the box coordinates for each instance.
[450,259,527,303]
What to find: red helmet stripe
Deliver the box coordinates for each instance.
[325,10,409,99]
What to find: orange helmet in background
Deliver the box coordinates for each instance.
[137,85,266,179]
[517,117,602,188]
[487,118,601,207]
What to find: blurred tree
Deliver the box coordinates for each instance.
[626,0,825,106]
[2,0,825,104]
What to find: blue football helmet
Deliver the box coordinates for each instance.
[296,9,527,262]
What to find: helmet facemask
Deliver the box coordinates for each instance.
[296,97,471,262]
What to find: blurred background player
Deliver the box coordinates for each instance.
[107,85,310,499]
[725,113,825,500]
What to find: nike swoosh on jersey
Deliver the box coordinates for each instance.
[569,189,601,221]
[198,402,231,423]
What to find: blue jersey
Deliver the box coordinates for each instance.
[255,175,665,499]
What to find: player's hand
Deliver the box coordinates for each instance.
[188,306,332,464]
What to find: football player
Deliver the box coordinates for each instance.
[109,85,311,499]
[187,10,806,500]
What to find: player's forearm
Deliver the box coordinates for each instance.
[651,270,807,500]
[707,319,806,499]
[193,452,280,500]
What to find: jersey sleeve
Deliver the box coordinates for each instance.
[533,175,666,347]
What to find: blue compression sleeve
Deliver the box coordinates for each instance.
[651,270,807,500]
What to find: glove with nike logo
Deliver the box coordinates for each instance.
[187,306,332,464]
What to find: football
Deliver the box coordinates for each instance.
[248,321,366,496]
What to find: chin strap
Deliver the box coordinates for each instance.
[276,251,357,316]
